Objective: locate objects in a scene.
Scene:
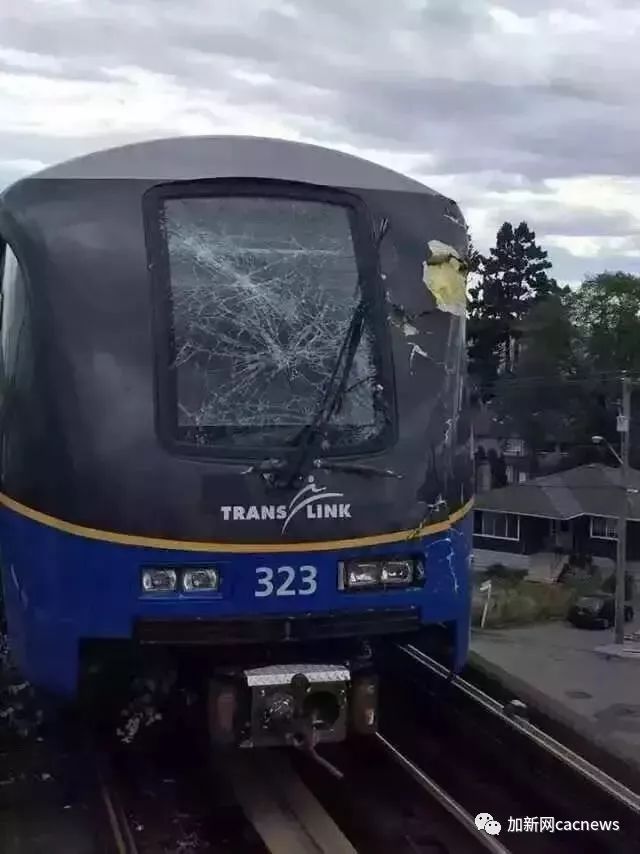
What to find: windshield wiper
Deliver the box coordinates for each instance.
[243,457,402,481]
[246,217,391,489]
[312,459,402,479]
[275,296,368,487]
[240,301,367,487]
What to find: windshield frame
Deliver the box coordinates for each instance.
[143,178,397,461]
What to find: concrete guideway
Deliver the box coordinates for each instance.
[595,643,640,659]
[595,630,640,659]
[470,621,640,779]
[374,733,512,854]
[220,749,357,854]
[389,642,640,851]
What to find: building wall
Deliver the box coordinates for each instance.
[473,513,549,556]
[473,533,524,554]
[629,523,640,561]
[474,433,531,494]
[520,516,551,554]
[582,519,640,562]
[473,512,640,582]
[474,512,640,563]
[475,460,492,493]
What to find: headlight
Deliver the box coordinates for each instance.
[339,558,423,590]
[182,568,219,592]
[141,567,220,593]
[142,568,177,593]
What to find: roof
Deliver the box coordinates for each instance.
[475,463,640,521]
[3,135,437,195]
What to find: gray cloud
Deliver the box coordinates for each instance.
[546,246,640,285]
[1,0,640,283]
[1,1,636,176]
[536,209,639,239]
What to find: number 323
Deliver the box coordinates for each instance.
[254,565,317,597]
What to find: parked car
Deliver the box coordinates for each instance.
[568,593,634,630]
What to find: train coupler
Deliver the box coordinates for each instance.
[206,663,378,753]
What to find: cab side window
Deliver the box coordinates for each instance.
[0,240,6,476]
[0,240,5,393]
[0,240,29,481]
[0,242,23,379]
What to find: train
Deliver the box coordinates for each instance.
[0,135,473,752]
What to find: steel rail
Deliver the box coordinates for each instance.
[397,643,640,814]
[375,732,513,853]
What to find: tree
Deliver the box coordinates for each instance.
[464,223,482,277]
[486,448,507,488]
[492,282,640,472]
[468,221,558,396]
[492,294,587,471]
[572,271,640,467]
[572,271,640,374]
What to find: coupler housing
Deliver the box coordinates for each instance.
[207,662,378,749]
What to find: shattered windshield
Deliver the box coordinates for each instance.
[160,194,386,451]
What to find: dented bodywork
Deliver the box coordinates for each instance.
[423,240,466,318]
[0,136,473,700]
[0,137,473,544]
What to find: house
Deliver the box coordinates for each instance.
[472,463,640,581]
[473,403,572,493]
[473,405,530,492]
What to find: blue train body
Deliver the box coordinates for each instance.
[0,136,473,748]
[0,500,471,697]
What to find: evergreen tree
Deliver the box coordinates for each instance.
[468,221,557,396]
[464,223,482,276]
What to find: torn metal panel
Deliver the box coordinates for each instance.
[422,240,466,319]
[382,222,470,526]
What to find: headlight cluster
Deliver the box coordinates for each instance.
[338,558,424,591]
[141,567,219,594]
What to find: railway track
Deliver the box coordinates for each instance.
[99,725,498,853]
[374,642,640,854]
[398,643,640,813]
[374,733,509,853]
[92,645,639,853]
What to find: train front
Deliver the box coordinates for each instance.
[0,137,473,751]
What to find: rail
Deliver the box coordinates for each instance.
[374,733,513,853]
[397,643,640,815]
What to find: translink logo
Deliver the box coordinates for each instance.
[220,476,351,532]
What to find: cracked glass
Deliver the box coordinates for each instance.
[160,194,385,450]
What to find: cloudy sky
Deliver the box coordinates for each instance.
[2,0,639,284]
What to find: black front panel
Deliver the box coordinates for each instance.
[0,160,472,544]
[134,607,421,645]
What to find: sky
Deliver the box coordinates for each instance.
[1,0,640,286]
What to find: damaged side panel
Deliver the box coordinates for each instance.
[422,239,466,320]
[373,191,472,532]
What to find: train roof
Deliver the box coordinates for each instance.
[3,135,439,196]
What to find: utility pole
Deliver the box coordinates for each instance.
[615,374,631,645]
